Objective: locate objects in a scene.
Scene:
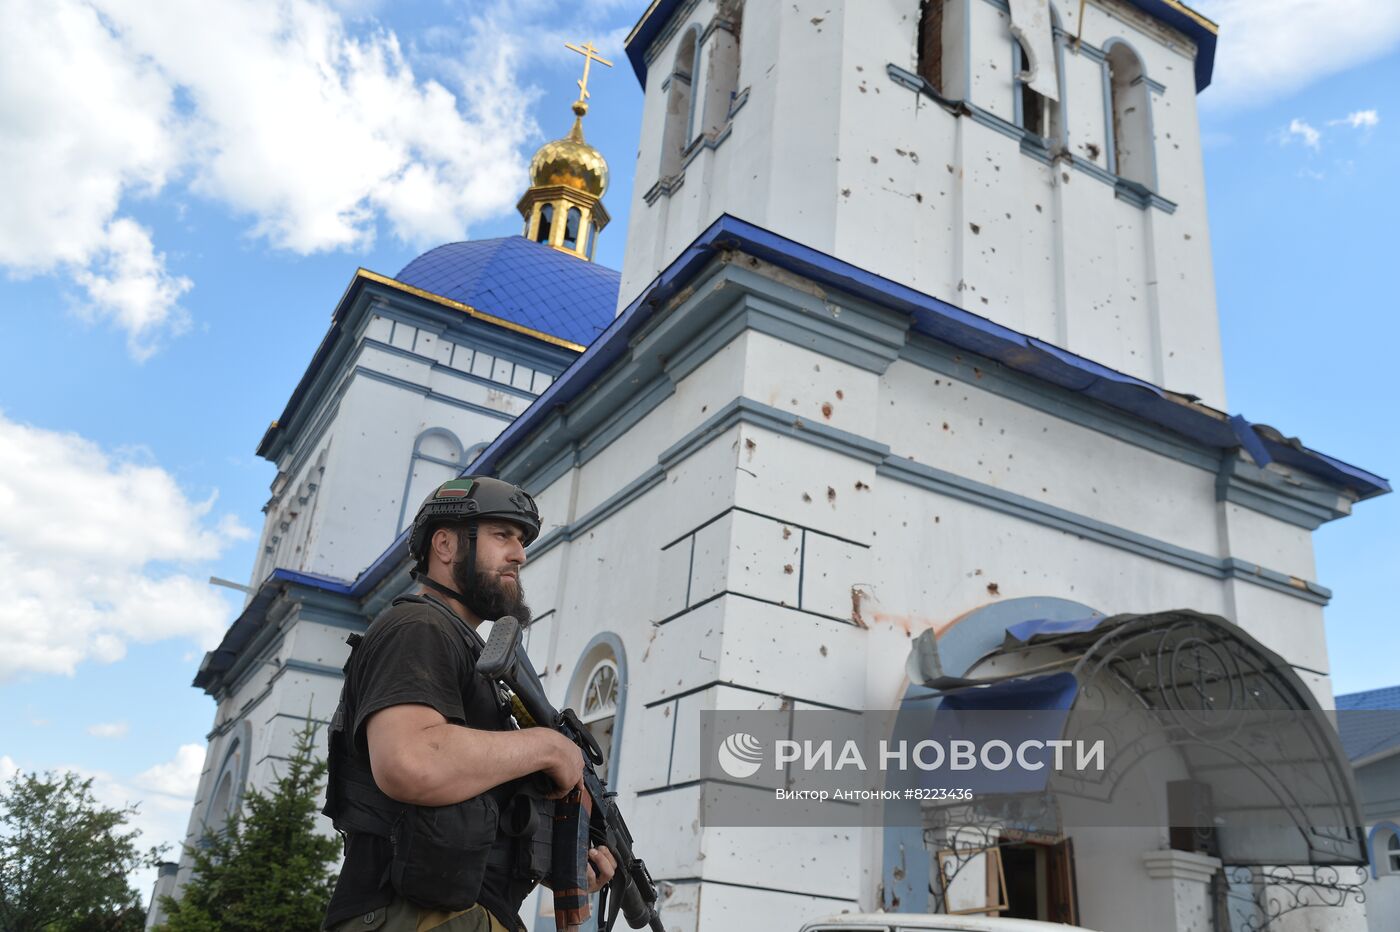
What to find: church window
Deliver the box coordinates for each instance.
[567,638,627,784]
[562,206,582,250]
[1014,39,1046,138]
[699,4,742,138]
[579,658,619,781]
[535,203,555,243]
[206,773,233,838]
[659,26,701,178]
[917,0,945,94]
[203,738,242,839]
[398,428,464,533]
[1376,825,1400,877]
[1105,40,1154,189]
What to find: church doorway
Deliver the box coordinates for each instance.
[997,837,1079,924]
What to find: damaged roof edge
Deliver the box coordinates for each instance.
[624,0,1217,92]
[210,213,1388,677]
[192,567,358,695]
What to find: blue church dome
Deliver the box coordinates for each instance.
[396,237,621,348]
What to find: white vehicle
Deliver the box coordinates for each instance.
[800,913,1101,932]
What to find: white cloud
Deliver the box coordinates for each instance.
[87,721,131,739]
[1331,109,1380,129]
[1196,1,1400,110]
[73,220,193,362]
[0,0,186,359]
[0,755,16,783]
[134,744,207,800]
[0,411,249,681]
[0,0,546,358]
[0,0,177,271]
[1285,118,1321,150]
[99,0,538,253]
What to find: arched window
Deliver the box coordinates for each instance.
[1372,823,1400,878]
[398,428,465,533]
[659,26,702,178]
[1105,40,1154,188]
[202,736,243,840]
[562,207,582,250]
[699,5,742,138]
[1014,38,1046,137]
[567,635,627,784]
[535,203,554,244]
[579,658,619,775]
[206,774,233,837]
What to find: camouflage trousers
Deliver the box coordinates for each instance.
[328,900,517,932]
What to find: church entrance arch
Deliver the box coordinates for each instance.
[881,604,1368,931]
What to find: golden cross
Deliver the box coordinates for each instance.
[565,40,613,106]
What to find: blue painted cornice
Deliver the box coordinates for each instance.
[203,214,1387,698]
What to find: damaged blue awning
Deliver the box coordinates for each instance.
[888,672,1079,798]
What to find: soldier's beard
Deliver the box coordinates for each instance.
[452,552,532,625]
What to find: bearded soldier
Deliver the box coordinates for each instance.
[321,477,616,932]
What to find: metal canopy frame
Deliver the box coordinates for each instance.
[918,610,1369,928]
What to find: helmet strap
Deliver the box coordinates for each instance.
[416,573,472,609]
[411,520,479,610]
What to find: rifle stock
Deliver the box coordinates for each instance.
[480,617,666,932]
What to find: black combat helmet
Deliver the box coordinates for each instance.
[408,476,541,568]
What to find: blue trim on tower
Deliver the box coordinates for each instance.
[206,215,1387,699]
[470,215,1388,500]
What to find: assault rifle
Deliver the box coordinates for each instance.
[478,616,666,932]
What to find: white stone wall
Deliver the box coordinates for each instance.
[619,0,1226,408]
[249,309,554,584]
[510,289,1334,930]
[173,609,356,888]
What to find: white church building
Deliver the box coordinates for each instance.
[158,1,1391,930]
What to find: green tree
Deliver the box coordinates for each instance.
[0,769,158,932]
[156,720,340,931]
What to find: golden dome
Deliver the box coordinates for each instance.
[528,102,608,198]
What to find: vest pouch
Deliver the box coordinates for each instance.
[387,792,500,911]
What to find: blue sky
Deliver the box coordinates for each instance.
[0,0,1395,897]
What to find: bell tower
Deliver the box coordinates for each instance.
[517,40,613,261]
[618,0,1228,409]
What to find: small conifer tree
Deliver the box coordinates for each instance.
[156,719,340,931]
